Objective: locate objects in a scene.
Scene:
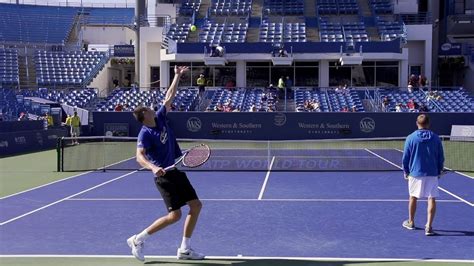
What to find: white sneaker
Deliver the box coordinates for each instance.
[127,235,145,262]
[177,248,205,260]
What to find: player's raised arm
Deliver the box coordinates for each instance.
[163,65,189,112]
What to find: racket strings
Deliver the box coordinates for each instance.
[182,145,211,167]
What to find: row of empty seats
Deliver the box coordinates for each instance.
[166,23,192,43]
[179,0,201,16]
[0,49,19,86]
[209,0,252,16]
[0,3,75,44]
[263,0,304,15]
[199,21,248,44]
[317,0,359,15]
[35,51,107,86]
[376,17,406,41]
[260,22,306,43]
[80,7,134,25]
[369,0,393,14]
[96,88,198,111]
[295,88,364,112]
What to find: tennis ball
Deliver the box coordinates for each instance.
[190,25,197,32]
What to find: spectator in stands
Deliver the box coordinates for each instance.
[209,44,217,57]
[123,104,130,111]
[278,45,288,57]
[408,75,419,92]
[408,85,414,93]
[44,112,53,127]
[113,77,119,88]
[407,100,415,112]
[250,104,257,112]
[115,103,124,112]
[382,97,390,112]
[68,111,81,145]
[350,105,357,113]
[124,77,132,88]
[215,44,224,57]
[419,75,428,90]
[213,103,224,112]
[267,84,276,91]
[225,80,235,89]
[395,103,404,112]
[18,112,28,121]
[313,101,321,112]
[197,74,206,94]
[278,76,286,99]
[341,106,349,112]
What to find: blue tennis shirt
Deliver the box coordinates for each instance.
[402,129,444,177]
[137,106,182,168]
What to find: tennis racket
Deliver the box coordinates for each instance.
[164,144,211,171]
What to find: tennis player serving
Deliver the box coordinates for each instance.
[127,65,205,262]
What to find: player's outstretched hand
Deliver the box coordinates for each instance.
[175,66,189,75]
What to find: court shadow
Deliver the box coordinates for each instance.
[144,259,395,266]
[431,229,474,237]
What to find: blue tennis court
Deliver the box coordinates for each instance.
[1,148,473,263]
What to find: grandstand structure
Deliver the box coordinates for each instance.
[0,0,473,120]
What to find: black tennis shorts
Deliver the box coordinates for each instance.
[154,169,199,212]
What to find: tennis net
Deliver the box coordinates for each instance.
[57,136,474,172]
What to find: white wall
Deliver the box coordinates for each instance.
[405,40,425,72]
[82,26,135,45]
[154,3,179,19]
[89,59,112,94]
[139,27,163,89]
[406,24,433,83]
[393,0,418,14]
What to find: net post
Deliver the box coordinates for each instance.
[56,137,61,172]
[102,136,106,172]
[61,137,65,172]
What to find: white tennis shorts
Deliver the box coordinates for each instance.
[408,176,439,198]
[71,126,80,137]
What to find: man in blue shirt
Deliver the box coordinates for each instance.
[402,114,444,236]
[127,65,204,262]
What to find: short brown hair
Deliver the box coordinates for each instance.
[133,106,148,123]
[416,114,430,128]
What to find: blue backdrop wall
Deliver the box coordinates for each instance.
[92,112,474,140]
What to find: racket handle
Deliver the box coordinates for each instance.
[164,165,176,171]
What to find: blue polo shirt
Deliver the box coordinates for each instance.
[137,106,182,168]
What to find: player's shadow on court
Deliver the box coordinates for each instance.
[431,229,474,237]
[144,259,388,265]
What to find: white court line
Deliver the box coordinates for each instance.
[66,198,462,203]
[0,156,136,200]
[0,254,472,263]
[370,149,473,207]
[364,148,402,169]
[0,170,139,226]
[258,156,275,200]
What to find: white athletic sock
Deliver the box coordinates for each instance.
[135,229,150,244]
[180,237,191,250]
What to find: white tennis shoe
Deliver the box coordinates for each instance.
[127,235,145,262]
[177,248,205,260]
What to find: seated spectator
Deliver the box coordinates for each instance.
[18,112,28,121]
[215,44,224,57]
[341,106,349,112]
[350,105,357,112]
[250,104,257,112]
[382,97,390,112]
[395,103,404,112]
[407,84,414,93]
[267,84,276,91]
[278,46,288,57]
[114,103,123,112]
[313,101,321,112]
[214,103,224,112]
[225,80,235,88]
[419,75,428,89]
[408,74,418,88]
